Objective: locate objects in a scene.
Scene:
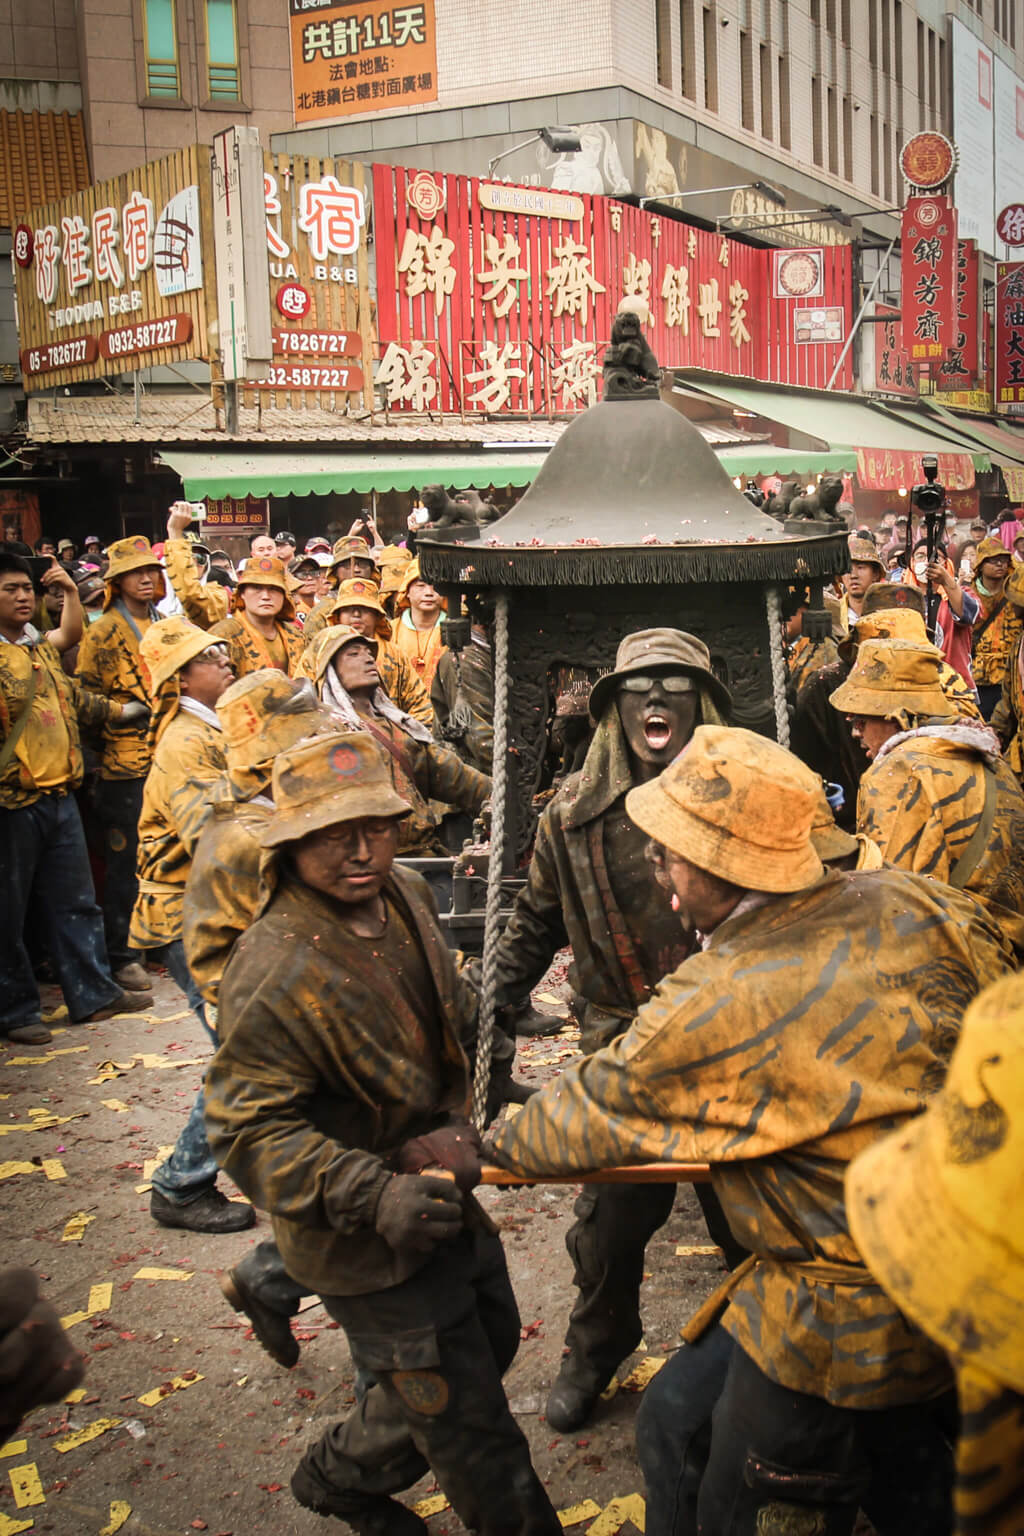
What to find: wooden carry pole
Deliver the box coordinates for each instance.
[479,1162,711,1186]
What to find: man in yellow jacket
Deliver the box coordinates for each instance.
[76,535,166,994]
[488,726,1015,1535]
[211,558,305,678]
[130,616,253,1235]
[831,637,1024,958]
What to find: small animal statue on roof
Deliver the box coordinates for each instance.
[603,296,662,401]
[421,484,501,529]
[787,474,847,526]
[766,479,803,521]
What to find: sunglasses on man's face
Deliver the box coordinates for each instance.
[195,645,230,664]
[618,675,694,693]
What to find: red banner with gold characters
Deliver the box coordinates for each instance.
[939,239,981,388]
[856,448,975,492]
[900,195,957,363]
[290,0,437,125]
[995,261,1024,416]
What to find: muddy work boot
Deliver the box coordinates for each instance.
[291,1465,427,1535]
[113,962,154,993]
[545,1366,603,1433]
[220,1266,299,1369]
[150,1187,255,1234]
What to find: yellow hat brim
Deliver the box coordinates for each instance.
[828,676,958,719]
[847,1117,1024,1394]
[625,775,824,894]
[260,784,412,847]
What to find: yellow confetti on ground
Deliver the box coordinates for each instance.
[54,1418,122,1453]
[41,1160,66,1181]
[133,1053,205,1071]
[62,1212,96,1242]
[0,1163,37,1181]
[620,1358,666,1392]
[7,1047,88,1066]
[87,1283,112,1313]
[9,1464,44,1508]
[587,1494,646,1536]
[0,1512,35,1534]
[675,1244,720,1257]
[101,1099,129,1113]
[154,1009,192,1023]
[40,1004,68,1023]
[534,991,565,1007]
[0,1114,85,1137]
[410,1494,449,1518]
[557,1501,603,1527]
[140,1147,174,1182]
[59,1310,90,1329]
[87,1061,133,1085]
[99,1503,131,1536]
[64,1390,87,1405]
[134,1267,193,1282]
[599,1378,620,1402]
[137,1372,204,1407]
[0,1442,27,1459]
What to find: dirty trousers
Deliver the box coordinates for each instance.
[300,1229,562,1536]
[91,776,146,970]
[561,1182,746,1392]
[637,1330,956,1536]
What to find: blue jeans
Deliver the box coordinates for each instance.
[0,792,120,1032]
[148,939,220,1206]
[636,1324,734,1536]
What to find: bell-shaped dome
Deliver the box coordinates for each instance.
[420,397,847,587]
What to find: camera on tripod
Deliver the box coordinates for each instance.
[906,455,947,640]
[910,455,945,517]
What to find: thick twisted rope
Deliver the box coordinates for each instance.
[765,586,790,750]
[472,592,509,1129]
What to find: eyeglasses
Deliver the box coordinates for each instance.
[618,675,694,693]
[194,644,230,664]
[316,819,397,848]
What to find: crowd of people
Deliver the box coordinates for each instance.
[2,493,1023,1536]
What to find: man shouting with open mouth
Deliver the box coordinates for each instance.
[480,628,747,1432]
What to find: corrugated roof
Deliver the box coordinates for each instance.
[0,111,91,228]
[27,394,764,451]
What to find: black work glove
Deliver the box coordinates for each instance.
[396,1120,483,1192]
[373,1174,464,1258]
[0,1268,86,1438]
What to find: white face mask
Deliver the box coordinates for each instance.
[913,556,928,579]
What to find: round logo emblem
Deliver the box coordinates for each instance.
[406,171,447,222]
[899,132,957,190]
[134,538,149,551]
[914,198,942,228]
[329,742,362,779]
[276,283,311,319]
[14,225,33,267]
[996,203,1024,247]
[255,558,276,572]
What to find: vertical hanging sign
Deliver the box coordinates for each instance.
[995,260,1024,415]
[901,194,958,364]
[940,238,981,387]
[211,125,273,381]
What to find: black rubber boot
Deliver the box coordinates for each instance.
[291,1464,428,1534]
[150,1188,255,1234]
[220,1266,299,1368]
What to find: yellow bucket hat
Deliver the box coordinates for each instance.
[139,616,220,694]
[216,670,329,784]
[103,535,166,610]
[333,577,392,639]
[847,972,1024,1394]
[829,638,958,722]
[1006,563,1024,607]
[809,784,858,864]
[625,724,825,893]
[261,729,411,848]
[234,556,295,623]
[330,535,380,574]
[837,603,929,663]
[974,535,1012,567]
[307,623,376,683]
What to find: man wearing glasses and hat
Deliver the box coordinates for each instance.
[489,725,1016,1536]
[301,577,432,725]
[482,628,743,1433]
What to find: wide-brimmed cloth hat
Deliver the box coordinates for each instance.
[216,670,327,785]
[829,637,958,721]
[103,535,166,610]
[1005,563,1024,608]
[847,971,1024,1394]
[625,724,824,893]
[974,536,1012,568]
[139,616,220,694]
[233,556,295,623]
[261,729,411,848]
[307,624,377,683]
[588,628,731,722]
[838,598,930,663]
[333,578,392,639]
[809,782,859,863]
[847,536,886,574]
[330,535,379,573]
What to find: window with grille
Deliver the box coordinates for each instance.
[143,0,180,96]
[206,0,240,101]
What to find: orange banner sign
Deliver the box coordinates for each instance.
[290,0,438,125]
[856,448,976,491]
